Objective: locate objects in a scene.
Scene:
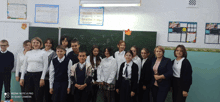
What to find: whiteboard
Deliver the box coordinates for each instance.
[0,22,29,72]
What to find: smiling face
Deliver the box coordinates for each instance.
[141,49,149,59]
[32,39,41,49]
[78,52,87,64]
[24,42,31,51]
[62,38,68,48]
[0,42,9,52]
[71,42,80,52]
[130,47,137,57]
[175,47,183,58]
[155,48,163,58]
[125,52,133,63]
[118,42,125,52]
[56,48,66,59]
[45,40,52,50]
[104,49,110,57]
[93,48,99,57]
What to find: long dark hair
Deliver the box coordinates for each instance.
[90,45,101,68]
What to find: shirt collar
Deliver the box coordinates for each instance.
[57,56,65,63]
[125,61,133,66]
[118,51,125,55]
[143,58,148,61]
[79,62,86,68]
[133,55,139,60]
[43,48,52,52]
[106,56,113,60]
[1,50,8,53]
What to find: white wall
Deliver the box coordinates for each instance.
[0,0,220,49]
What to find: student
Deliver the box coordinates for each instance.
[172,45,192,102]
[15,40,31,102]
[151,46,173,102]
[49,45,72,102]
[42,38,55,102]
[20,37,48,102]
[139,48,152,102]
[70,49,93,102]
[86,45,102,102]
[60,35,71,55]
[67,39,80,65]
[116,50,138,102]
[130,46,142,81]
[0,39,14,101]
[97,47,117,102]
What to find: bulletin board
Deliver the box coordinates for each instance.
[205,23,220,44]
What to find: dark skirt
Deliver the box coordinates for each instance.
[119,78,135,102]
[172,77,187,102]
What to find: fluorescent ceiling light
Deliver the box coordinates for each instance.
[81,4,140,7]
[80,0,141,7]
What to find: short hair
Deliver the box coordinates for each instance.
[44,38,54,50]
[0,39,9,45]
[154,46,165,54]
[31,37,43,48]
[23,40,31,46]
[131,46,138,53]
[71,39,79,45]
[56,45,66,52]
[104,47,113,56]
[174,45,187,58]
[117,40,126,48]
[141,48,150,53]
[60,35,70,47]
[125,50,134,57]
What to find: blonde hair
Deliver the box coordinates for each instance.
[31,37,43,49]
[0,39,9,45]
[117,40,126,48]
[154,46,165,54]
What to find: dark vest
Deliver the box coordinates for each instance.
[53,57,70,82]
[76,64,86,85]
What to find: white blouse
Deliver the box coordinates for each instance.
[86,55,102,69]
[173,57,185,78]
[114,51,126,79]
[66,47,72,55]
[42,49,54,57]
[142,58,148,67]
[15,51,25,77]
[122,61,133,79]
[132,55,142,81]
[97,56,117,84]
[20,49,48,80]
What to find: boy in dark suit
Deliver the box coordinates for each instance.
[70,49,93,102]
[0,39,14,101]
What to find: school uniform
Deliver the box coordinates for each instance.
[20,49,48,102]
[150,56,173,102]
[171,58,192,102]
[115,61,138,102]
[66,47,72,55]
[132,56,141,102]
[67,51,79,65]
[139,58,152,102]
[15,51,27,102]
[86,55,102,102]
[97,56,117,102]
[49,56,72,102]
[70,62,93,102]
[42,49,55,102]
[114,51,126,102]
[0,50,14,101]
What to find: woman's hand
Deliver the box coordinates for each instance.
[16,77,20,82]
[183,91,188,97]
[50,88,53,94]
[143,86,146,90]
[67,88,70,94]
[131,91,135,97]
[39,79,45,87]
[116,89,119,94]
[20,79,24,87]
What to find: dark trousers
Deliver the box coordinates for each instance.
[52,81,68,102]
[74,88,88,102]
[172,77,186,102]
[67,85,75,102]
[0,72,11,100]
[100,89,115,102]
[119,78,135,102]
[151,85,168,102]
[88,84,99,102]
[141,88,150,102]
[25,72,44,102]
[44,80,52,102]
[19,72,27,102]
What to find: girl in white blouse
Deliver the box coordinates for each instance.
[15,40,31,102]
[130,46,142,81]
[20,37,48,102]
[98,47,117,102]
[60,35,72,55]
[42,38,55,102]
[86,45,102,102]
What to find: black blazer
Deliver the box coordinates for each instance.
[116,62,139,93]
[172,58,192,92]
[139,58,152,88]
[151,56,173,91]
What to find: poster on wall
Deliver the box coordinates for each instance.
[35,4,59,24]
[205,23,220,44]
[7,0,27,20]
[78,6,104,26]
[168,21,197,43]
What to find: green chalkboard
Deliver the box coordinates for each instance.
[61,28,123,55]
[29,27,59,50]
[125,31,157,58]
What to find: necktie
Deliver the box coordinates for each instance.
[124,64,129,77]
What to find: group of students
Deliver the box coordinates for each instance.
[0,35,193,102]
